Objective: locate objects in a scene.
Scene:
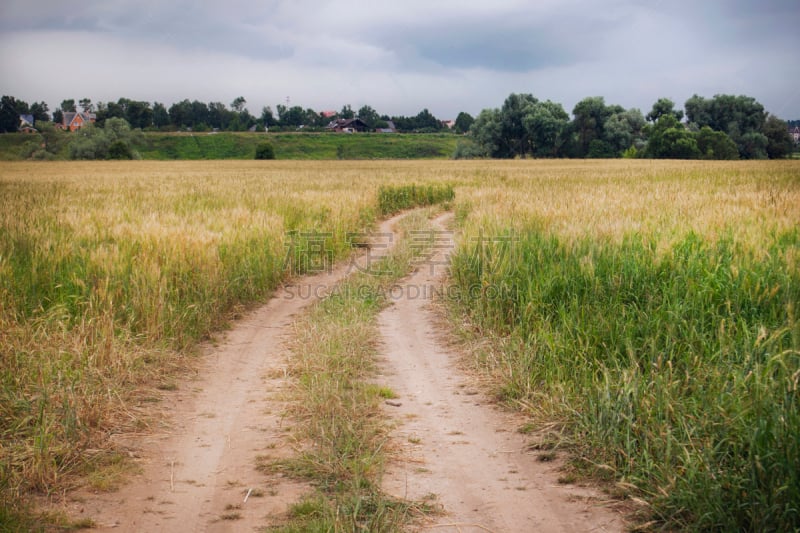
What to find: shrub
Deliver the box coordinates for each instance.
[254,141,275,160]
[108,140,134,160]
[452,140,485,159]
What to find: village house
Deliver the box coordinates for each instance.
[18,114,37,133]
[791,126,800,143]
[62,111,97,131]
[326,118,369,133]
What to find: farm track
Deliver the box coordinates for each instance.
[378,213,624,532]
[68,214,406,532]
[68,210,623,532]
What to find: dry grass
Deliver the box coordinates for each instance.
[0,161,448,521]
[267,210,438,532]
[452,159,799,248]
[446,159,800,530]
[2,158,798,530]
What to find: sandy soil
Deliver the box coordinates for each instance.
[63,210,625,532]
[378,213,625,532]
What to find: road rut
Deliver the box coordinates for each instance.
[379,213,624,532]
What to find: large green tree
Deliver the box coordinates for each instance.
[763,114,793,159]
[470,94,570,158]
[207,101,231,130]
[152,102,170,129]
[569,96,624,158]
[357,105,381,128]
[339,104,355,119]
[414,108,443,131]
[260,106,278,128]
[454,111,474,134]
[231,96,246,113]
[278,105,306,127]
[60,99,76,113]
[469,108,503,157]
[168,99,193,128]
[0,95,28,132]
[499,93,538,156]
[695,126,739,160]
[523,100,570,157]
[29,101,50,123]
[646,97,683,123]
[645,114,700,159]
[119,99,153,129]
[604,108,646,156]
[684,94,767,158]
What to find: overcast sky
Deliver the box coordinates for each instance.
[1,0,798,120]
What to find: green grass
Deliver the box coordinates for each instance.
[0,134,44,160]
[377,183,455,216]
[449,225,800,530]
[136,132,255,159]
[5,159,797,531]
[0,132,462,161]
[137,132,460,160]
[0,161,457,527]
[264,133,460,160]
[267,210,440,532]
[0,164,362,521]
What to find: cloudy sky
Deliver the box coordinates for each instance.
[1,0,798,120]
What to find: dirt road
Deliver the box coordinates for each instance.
[67,211,623,532]
[69,215,403,532]
[378,213,624,532]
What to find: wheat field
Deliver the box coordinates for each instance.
[2,159,798,529]
[449,159,800,530]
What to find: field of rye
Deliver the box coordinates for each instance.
[0,161,451,518]
[1,159,798,530]
[448,160,800,530]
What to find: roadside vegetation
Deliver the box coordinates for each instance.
[0,162,455,528]
[377,183,454,216]
[447,160,800,530]
[267,210,438,532]
[1,159,798,531]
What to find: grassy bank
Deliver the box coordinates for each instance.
[0,132,463,161]
[137,132,460,160]
[447,160,800,530]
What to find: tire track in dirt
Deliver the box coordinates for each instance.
[379,213,625,532]
[67,213,406,532]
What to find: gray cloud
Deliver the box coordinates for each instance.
[1,0,798,119]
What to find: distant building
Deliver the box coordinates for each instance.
[320,110,337,119]
[326,118,369,133]
[62,111,96,131]
[441,120,456,129]
[18,114,37,133]
[377,120,397,133]
[791,126,800,143]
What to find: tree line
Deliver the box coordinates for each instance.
[1,92,795,159]
[468,93,795,159]
[0,95,469,134]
